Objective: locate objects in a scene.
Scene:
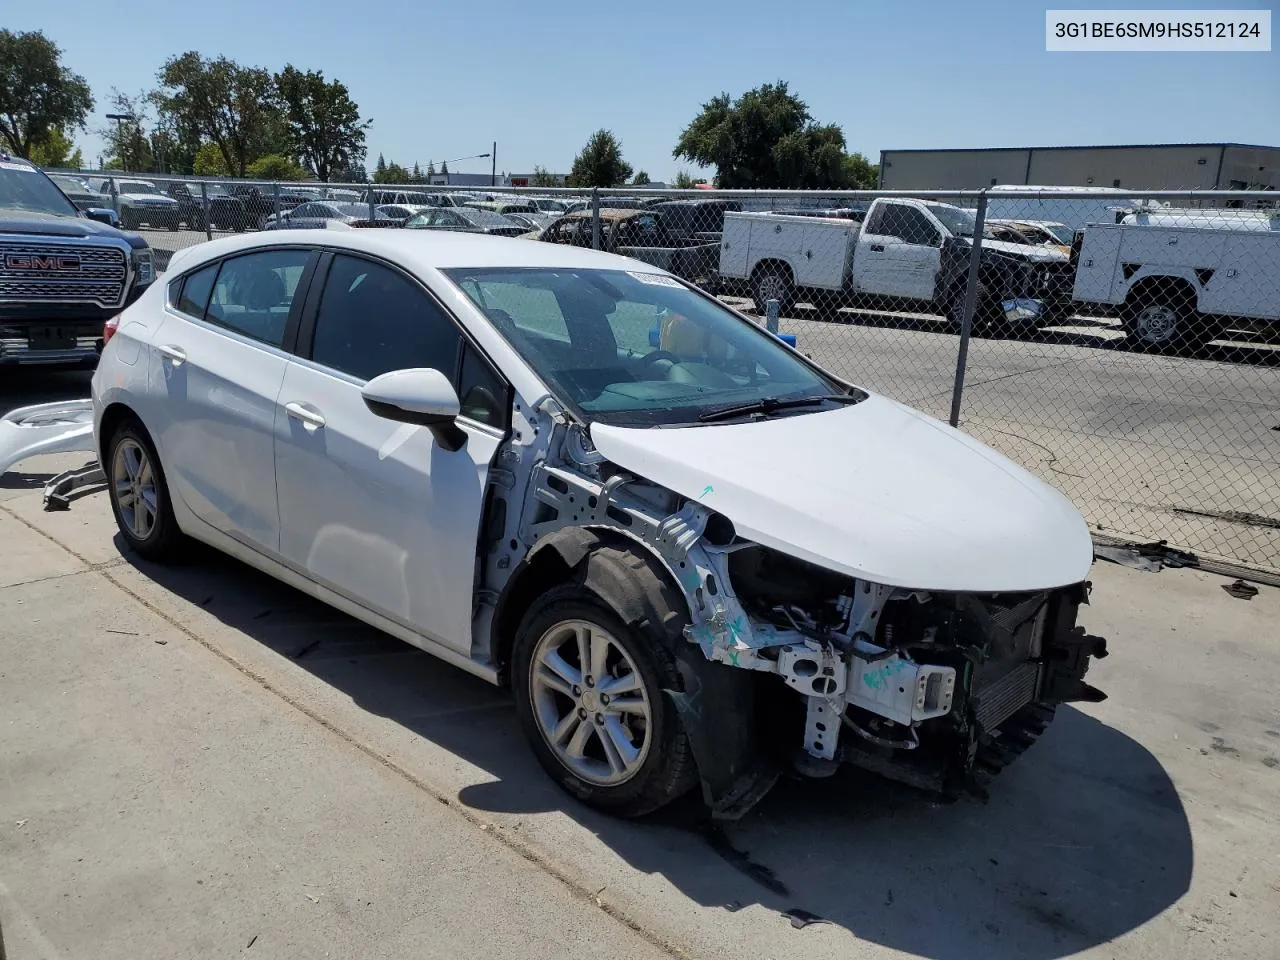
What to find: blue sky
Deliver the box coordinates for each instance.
[9,0,1277,180]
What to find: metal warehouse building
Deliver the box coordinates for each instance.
[877,143,1280,192]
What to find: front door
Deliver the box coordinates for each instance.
[853,202,942,302]
[149,248,312,554]
[273,253,508,652]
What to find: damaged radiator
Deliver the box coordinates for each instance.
[972,662,1039,731]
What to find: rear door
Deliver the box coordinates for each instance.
[273,252,508,652]
[149,247,315,555]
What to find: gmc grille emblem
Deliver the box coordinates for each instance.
[4,253,82,271]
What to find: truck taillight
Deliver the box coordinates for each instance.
[103,315,121,345]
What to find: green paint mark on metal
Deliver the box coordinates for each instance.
[701,484,714,498]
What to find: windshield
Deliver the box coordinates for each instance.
[1043,223,1074,244]
[52,175,89,193]
[444,267,852,427]
[119,181,160,194]
[0,164,81,216]
[923,203,977,238]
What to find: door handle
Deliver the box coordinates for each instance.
[870,244,885,252]
[158,344,186,365]
[285,401,326,430]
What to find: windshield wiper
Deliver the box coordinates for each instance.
[697,393,862,423]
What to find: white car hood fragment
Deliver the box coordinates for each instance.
[590,395,1093,592]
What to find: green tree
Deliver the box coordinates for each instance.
[157,53,281,177]
[408,162,424,183]
[672,170,701,189]
[842,151,879,189]
[0,30,93,158]
[373,159,409,183]
[425,161,436,180]
[673,81,867,189]
[245,153,307,180]
[632,170,650,185]
[275,65,370,182]
[192,142,230,176]
[100,91,153,173]
[568,129,631,188]
[28,127,83,168]
[529,165,559,187]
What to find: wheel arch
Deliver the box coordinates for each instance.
[491,526,688,686]
[97,401,146,467]
[749,257,796,284]
[1122,272,1201,313]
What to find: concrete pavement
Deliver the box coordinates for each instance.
[1,439,1278,959]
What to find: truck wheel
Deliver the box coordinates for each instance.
[120,209,138,230]
[752,265,796,316]
[1123,295,1215,353]
[513,582,697,818]
[254,213,268,231]
[945,282,998,336]
[106,419,187,563]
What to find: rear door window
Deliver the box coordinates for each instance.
[206,249,310,347]
[175,263,219,318]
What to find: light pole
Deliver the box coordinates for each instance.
[105,113,136,170]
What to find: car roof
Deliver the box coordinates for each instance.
[163,226,648,276]
[561,208,643,222]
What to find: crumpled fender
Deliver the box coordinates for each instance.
[0,400,97,475]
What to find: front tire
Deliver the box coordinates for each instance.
[106,419,187,562]
[513,584,697,818]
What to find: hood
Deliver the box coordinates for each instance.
[978,237,1068,263]
[120,192,178,204]
[0,209,146,248]
[589,396,1093,592]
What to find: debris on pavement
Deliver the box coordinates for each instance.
[1222,580,1259,601]
[1094,540,1199,573]
[292,639,321,660]
[784,907,832,930]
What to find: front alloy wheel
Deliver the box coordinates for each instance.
[529,619,652,785]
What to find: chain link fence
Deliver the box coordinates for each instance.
[52,170,1280,574]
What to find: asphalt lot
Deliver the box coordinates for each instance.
[1,372,1278,960]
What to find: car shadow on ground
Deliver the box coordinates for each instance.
[0,369,93,415]
[114,541,1194,960]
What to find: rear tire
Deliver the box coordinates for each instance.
[1123,293,1215,354]
[106,419,187,563]
[752,264,796,316]
[513,583,697,818]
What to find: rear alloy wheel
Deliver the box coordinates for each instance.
[107,420,186,562]
[513,585,697,817]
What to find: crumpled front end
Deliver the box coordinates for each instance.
[504,416,1107,817]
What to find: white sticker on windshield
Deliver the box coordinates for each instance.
[627,271,683,288]
[0,161,36,172]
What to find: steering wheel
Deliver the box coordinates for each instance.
[636,349,682,370]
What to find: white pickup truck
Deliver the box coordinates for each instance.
[719,197,1073,331]
[1073,214,1280,351]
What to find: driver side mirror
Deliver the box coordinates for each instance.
[86,208,117,226]
[361,368,467,451]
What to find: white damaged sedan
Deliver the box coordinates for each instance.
[91,229,1107,818]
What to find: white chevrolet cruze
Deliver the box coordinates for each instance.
[92,230,1107,818]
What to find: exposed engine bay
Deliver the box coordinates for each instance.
[479,406,1108,818]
